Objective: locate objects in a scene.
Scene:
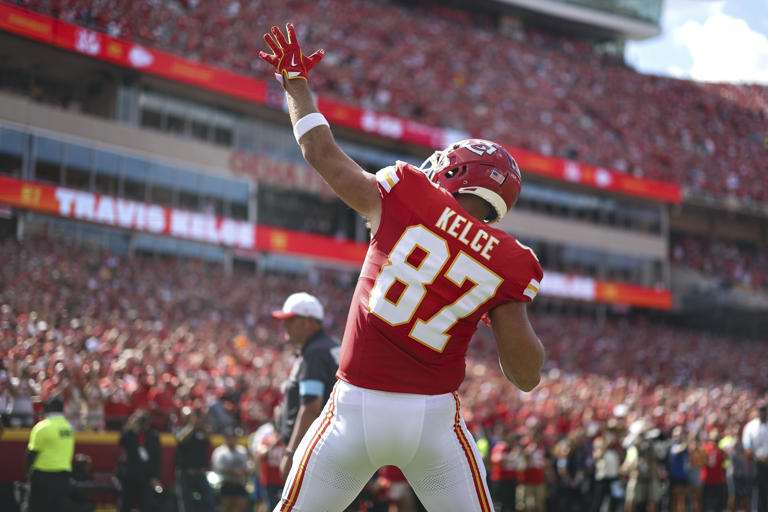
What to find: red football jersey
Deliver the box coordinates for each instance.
[258,431,286,486]
[700,440,726,485]
[490,442,518,481]
[524,445,547,485]
[337,162,543,394]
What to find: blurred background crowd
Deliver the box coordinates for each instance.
[1,234,766,511]
[2,235,766,435]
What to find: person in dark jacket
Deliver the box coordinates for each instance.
[175,406,216,512]
[117,408,162,512]
[271,292,340,480]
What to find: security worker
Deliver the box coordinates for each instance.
[271,292,340,480]
[23,395,75,512]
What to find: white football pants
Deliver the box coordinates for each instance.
[274,380,493,512]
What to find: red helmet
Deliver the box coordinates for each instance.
[420,139,521,223]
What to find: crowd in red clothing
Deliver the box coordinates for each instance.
[671,235,768,291]
[0,235,353,431]
[15,0,768,205]
[1,235,766,445]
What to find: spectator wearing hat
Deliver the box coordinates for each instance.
[271,292,340,480]
[743,402,768,512]
[23,395,75,512]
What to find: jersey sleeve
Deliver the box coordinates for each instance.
[296,349,333,402]
[500,242,544,304]
[374,164,403,197]
[374,161,425,199]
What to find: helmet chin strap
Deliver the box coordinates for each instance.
[457,187,507,223]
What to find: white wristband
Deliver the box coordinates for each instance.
[293,113,330,143]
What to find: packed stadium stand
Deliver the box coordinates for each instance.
[2,233,765,433]
[12,0,768,205]
[671,235,768,291]
[0,0,767,510]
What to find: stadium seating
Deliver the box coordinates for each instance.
[671,235,768,290]
[16,0,768,205]
[1,235,765,438]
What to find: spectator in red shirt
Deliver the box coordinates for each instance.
[131,376,152,412]
[250,415,286,511]
[490,433,521,512]
[104,382,132,431]
[148,376,176,429]
[521,430,548,512]
[700,429,727,512]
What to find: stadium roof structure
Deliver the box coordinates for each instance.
[486,0,662,40]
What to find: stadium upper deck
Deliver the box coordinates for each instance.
[11,0,768,206]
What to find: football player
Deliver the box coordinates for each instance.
[260,23,545,512]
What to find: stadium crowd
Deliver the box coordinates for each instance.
[14,0,768,205]
[0,235,354,432]
[671,235,768,292]
[1,235,765,434]
[1,234,767,510]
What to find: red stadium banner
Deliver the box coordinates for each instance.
[0,175,370,266]
[0,175,672,308]
[594,281,673,310]
[541,271,672,310]
[0,175,257,249]
[0,3,267,104]
[0,2,53,42]
[0,176,672,308]
[504,147,682,204]
[255,225,369,265]
[0,3,682,204]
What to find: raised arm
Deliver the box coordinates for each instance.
[259,24,381,228]
[488,301,545,392]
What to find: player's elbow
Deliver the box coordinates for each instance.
[499,356,542,392]
[499,339,544,392]
[512,373,541,392]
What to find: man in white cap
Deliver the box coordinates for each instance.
[271,292,340,481]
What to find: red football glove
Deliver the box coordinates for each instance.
[258,23,325,87]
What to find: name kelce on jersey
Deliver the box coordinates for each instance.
[434,206,499,261]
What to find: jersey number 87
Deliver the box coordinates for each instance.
[369,225,502,352]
